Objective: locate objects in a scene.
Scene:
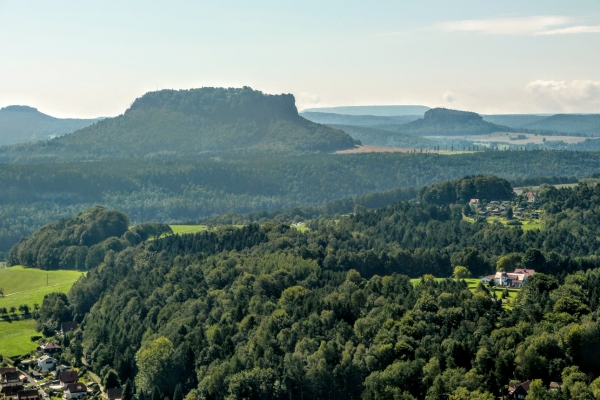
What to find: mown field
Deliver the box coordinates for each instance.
[169,225,208,235]
[0,266,82,357]
[0,319,38,357]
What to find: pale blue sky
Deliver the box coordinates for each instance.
[1,0,599,117]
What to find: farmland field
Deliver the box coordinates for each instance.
[0,319,38,357]
[0,266,82,311]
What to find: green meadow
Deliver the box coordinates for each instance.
[169,225,209,235]
[0,266,82,311]
[0,319,39,357]
[410,277,519,310]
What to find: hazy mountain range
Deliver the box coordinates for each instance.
[0,105,102,146]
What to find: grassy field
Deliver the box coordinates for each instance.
[410,277,518,309]
[0,319,38,357]
[169,225,208,235]
[0,266,82,310]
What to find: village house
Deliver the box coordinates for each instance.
[58,372,78,388]
[0,368,20,386]
[36,356,57,372]
[469,199,480,205]
[64,383,87,399]
[106,388,122,400]
[2,384,25,400]
[508,380,531,399]
[39,342,61,354]
[1,368,24,400]
[16,390,38,400]
[526,192,538,203]
[481,268,535,288]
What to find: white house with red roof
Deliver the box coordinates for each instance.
[481,268,535,288]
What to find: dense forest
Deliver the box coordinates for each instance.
[0,150,599,254]
[29,178,600,399]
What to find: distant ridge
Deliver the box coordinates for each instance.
[397,108,512,136]
[0,105,101,146]
[520,114,600,136]
[300,112,421,127]
[302,105,430,116]
[1,87,356,162]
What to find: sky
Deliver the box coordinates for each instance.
[1,0,599,118]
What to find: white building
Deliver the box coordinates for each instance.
[37,356,57,372]
[481,268,535,288]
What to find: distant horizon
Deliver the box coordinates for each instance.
[1,1,599,118]
[1,94,598,120]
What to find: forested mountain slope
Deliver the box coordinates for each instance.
[1,87,356,162]
[0,105,101,146]
[31,180,600,399]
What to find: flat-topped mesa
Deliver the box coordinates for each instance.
[0,105,40,113]
[423,108,483,123]
[125,87,300,123]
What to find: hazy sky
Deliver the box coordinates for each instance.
[1,0,599,117]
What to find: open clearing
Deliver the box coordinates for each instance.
[334,145,477,155]
[411,277,518,309]
[430,132,592,146]
[0,266,82,310]
[0,319,38,357]
[169,225,208,235]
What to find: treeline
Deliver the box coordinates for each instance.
[37,200,600,398]
[202,186,418,225]
[418,175,513,205]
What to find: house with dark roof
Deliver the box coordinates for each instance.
[0,368,20,386]
[59,371,78,387]
[39,342,61,353]
[508,380,531,399]
[16,390,39,400]
[64,383,87,399]
[1,383,24,400]
[106,388,122,400]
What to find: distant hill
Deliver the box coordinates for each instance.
[0,105,101,146]
[2,88,356,162]
[327,124,437,148]
[300,112,421,127]
[397,108,512,136]
[302,105,429,116]
[482,114,549,128]
[519,114,600,136]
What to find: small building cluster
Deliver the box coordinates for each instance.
[0,367,33,400]
[481,268,535,288]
